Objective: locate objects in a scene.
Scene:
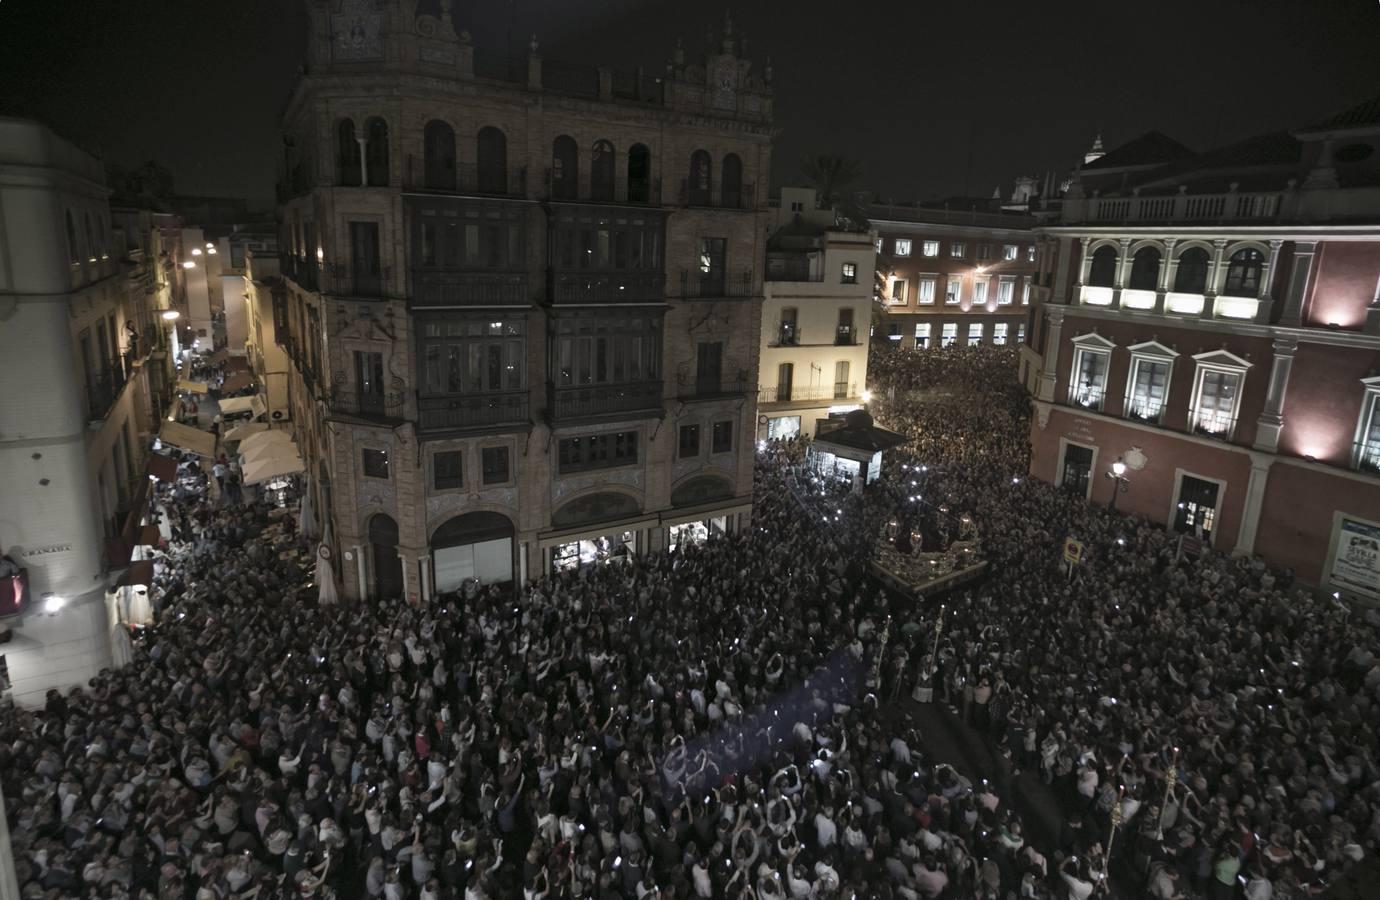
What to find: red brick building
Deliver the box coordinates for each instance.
[1021,97,1380,599]
[870,202,1039,351]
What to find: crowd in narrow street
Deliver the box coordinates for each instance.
[1,346,1376,900]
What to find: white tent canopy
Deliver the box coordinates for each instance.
[158,421,217,457]
[223,421,270,443]
[218,395,267,418]
[176,379,209,394]
[243,453,305,485]
[243,440,300,467]
[239,429,293,454]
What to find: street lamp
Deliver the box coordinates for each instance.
[1106,457,1129,512]
[161,310,181,321]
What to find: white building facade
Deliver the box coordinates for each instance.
[759,187,875,440]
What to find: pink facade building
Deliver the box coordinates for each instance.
[1021,97,1380,598]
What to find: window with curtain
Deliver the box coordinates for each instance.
[1072,348,1108,409]
[1127,358,1169,423]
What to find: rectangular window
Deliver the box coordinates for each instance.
[993,323,1009,345]
[888,324,902,341]
[777,362,793,401]
[977,244,991,261]
[1017,323,1026,343]
[1022,281,1031,305]
[1193,369,1242,438]
[917,276,936,304]
[997,276,1015,305]
[778,307,798,345]
[973,279,989,306]
[941,323,957,347]
[434,450,464,490]
[836,308,855,345]
[945,277,962,304]
[695,341,723,395]
[921,240,940,257]
[712,420,733,454]
[967,323,984,346]
[362,448,390,479]
[915,322,931,348]
[841,262,857,284]
[1357,392,1380,472]
[950,242,966,258]
[1027,245,1037,262]
[894,238,912,257]
[481,446,510,484]
[889,278,907,304]
[698,237,726,293]
[1127,358,1170,424]
[874,237,883,253]
[679,423,700,458]
[1003,244,1019,261]
[1071,348,1109,410]
[834,360,851,399]
[558,431,639,473]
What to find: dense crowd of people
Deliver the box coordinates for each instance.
[1,343,1375,900]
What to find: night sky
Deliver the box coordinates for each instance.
[1,0,1376,211]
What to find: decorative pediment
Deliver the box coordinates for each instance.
[1069,331,1116,351]
[1191,349,1252,369]
[1126,340,1179,359]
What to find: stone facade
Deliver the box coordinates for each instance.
[271,4,772,600]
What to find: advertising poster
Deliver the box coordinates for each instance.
[1330,517,1380,601]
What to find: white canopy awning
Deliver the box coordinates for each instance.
[223,421,270,443]
[243,453,305,485]
[218,395,267,418]
[176,379,209,395]
[158,421,217,457]
[242,438,300,466]
[239,428,293,454]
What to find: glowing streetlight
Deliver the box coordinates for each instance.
[191,248,202,256]
[1106,457,1130,512]
[182,261,195,269]
[162,310,181,321]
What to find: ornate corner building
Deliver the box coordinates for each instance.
[1022,98,1380,599]
[274,1,773,600]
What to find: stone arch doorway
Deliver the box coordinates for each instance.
[368,513,403,599]
[431,510,515,594]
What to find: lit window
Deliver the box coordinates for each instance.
[967,323,984,346]
[916,276,936,304]
[1022,281,1031,305]
[1356,380,1380,473]
[841,261,857,284]
[889,278,907,304]
[941,323,957,347]
[950,242,966,258]
[887,324,902,342]
[997,276,1015,305]
[1017,323,1026,343]
[973,279,989,306]
[894,238,912,257]
[1026,245,1036,262]
[1003,244,1018,261]
[945,277,962,304]
[1190,354,1249,440]
[993,323,1008,345]
[1123,342,1178,425]
[915,322,931,348]
[921,240,940,257]
[1068,336,1114,411]
[874,237,883,253]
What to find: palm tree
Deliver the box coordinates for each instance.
[800,154,869,228]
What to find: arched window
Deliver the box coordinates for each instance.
[688,150,712,206]
[1128,247,1161,291]
[65,211,79,264]
[590,140,615,201]
[364,117,389,187]
[721,153,744,208]
[423,120,456,190]
[1173,247,1210,293]
[551,135,578,200]
[1087,245,1118,287]
[1223,247,1264,296]
[337,119,361,186]
[627,143,651,204]
[477,127,507,193]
